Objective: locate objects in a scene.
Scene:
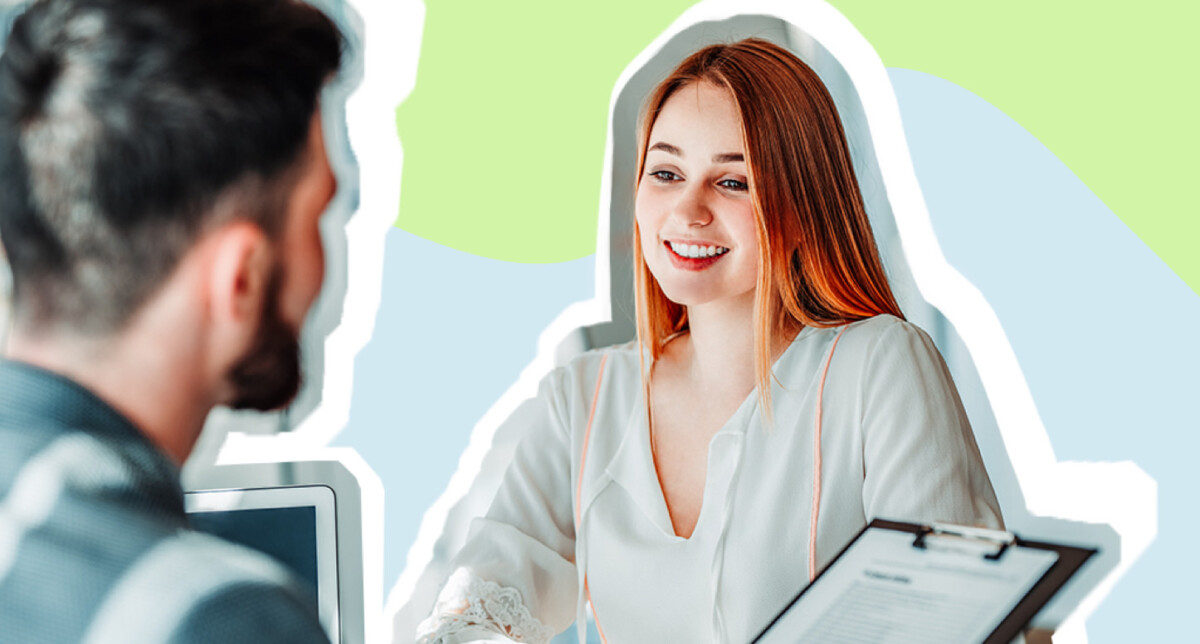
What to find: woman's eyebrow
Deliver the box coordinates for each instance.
[647,142,743,165]
[648,141,683,157]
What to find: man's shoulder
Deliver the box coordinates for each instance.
[85,530,328,643]
[0,423,328,643]
[1,489,328,643]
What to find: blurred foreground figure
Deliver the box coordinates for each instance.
[0,0,343,641]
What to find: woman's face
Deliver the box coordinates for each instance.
[636,81,759,311]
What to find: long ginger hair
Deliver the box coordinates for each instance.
[634,38,903,417]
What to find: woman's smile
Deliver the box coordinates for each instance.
[663,239,731,271]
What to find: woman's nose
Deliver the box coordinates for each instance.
[670,182,713,227]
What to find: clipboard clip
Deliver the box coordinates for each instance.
[912,522,1017,561]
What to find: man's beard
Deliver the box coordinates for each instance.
[226,269,303,411]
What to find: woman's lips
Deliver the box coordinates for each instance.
[664,240,729,271]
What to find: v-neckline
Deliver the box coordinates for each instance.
[605,326,814,541]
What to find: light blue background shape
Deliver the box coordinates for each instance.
[334,235,593,585]
[892,68,1197,641]
[336,69,1197,640]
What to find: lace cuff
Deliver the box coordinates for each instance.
[416,570,556,644]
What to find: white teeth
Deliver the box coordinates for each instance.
[669,241,729,258]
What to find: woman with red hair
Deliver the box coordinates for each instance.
[418,38,1000,644]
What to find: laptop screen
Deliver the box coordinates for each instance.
[189,506,320,606]
[185,486,339,643]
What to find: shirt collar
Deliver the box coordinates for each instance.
[0,359,185,516]
[605,401,678,539]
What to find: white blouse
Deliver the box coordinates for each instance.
[417,315,1003,644]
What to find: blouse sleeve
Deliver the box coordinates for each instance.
[858,320,1004,529]
[416,368,580,644]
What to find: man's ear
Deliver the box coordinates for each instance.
[205,221,273,355]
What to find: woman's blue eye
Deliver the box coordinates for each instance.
[648,170,679,183]
[719,178,749,191]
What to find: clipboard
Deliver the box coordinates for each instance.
[751,518,1096,644]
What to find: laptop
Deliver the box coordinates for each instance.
[185,485,340,643]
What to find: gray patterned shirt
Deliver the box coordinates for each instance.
[0,360,330,643]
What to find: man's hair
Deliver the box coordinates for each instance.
[0,0,342,333]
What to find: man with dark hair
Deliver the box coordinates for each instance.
[0,0,344,640]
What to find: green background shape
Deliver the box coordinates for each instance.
[394,0,1199,295]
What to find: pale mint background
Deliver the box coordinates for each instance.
[337,69,1197,640]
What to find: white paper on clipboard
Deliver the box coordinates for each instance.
[756,527,1059,644]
